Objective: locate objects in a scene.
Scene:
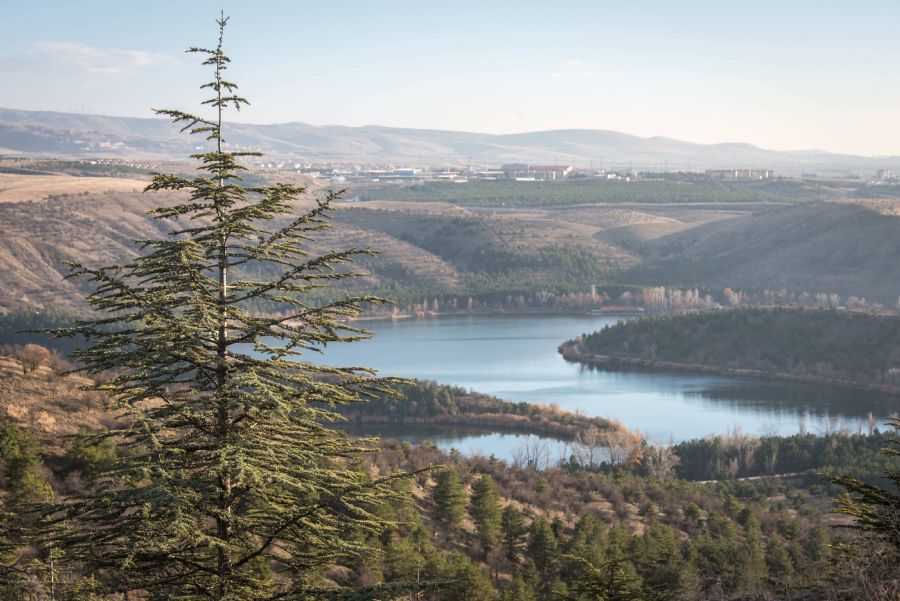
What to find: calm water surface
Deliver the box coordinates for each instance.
[312,315,899,455]
[340,423,573,465]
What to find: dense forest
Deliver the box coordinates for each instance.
[576,308,900,391]
[670,429,898,484]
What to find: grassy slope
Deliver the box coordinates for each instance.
[3,171,900,314]
[619,202,900,305]
[0,183,639,312]
[0,355,110,455]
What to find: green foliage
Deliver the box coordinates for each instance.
[437,551,498,601]
[360,178,832,208]
[66,574,102,601]
[432,468,467,527]
[0,422,52,506]
[379,480,444,584]
[581,307,900,388]
[562,555,644,601]
[829,416,900,562]
[673,430,900,481]
[469,475,502,554]
[12,159,153,178]
[500,574,538,601]
[341,379,611,441]
[765,542,795,590]
[501,505,527,562]
[687,510,767,594]
[0,423,53,596]
[62,431,118,482]
[0,305,85,356]
[42,16,410,600]
[628,522,684,593]
[527,518,560,593]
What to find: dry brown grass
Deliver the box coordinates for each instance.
[0,354,112,455]
[345,199,474,217]
[0,173,147,203]
[841,198,900,217]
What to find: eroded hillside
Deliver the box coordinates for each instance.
[2,172,900,314]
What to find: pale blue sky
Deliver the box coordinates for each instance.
[2,1,899,155]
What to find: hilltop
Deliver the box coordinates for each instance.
[3,107,900,174]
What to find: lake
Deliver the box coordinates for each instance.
[312,314,899,455]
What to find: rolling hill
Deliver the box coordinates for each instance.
[618,202,900,305]
[3,107,900,174]
[1,168,899,315]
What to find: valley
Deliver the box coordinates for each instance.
[2,168,900,316]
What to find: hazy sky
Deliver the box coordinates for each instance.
[2,1,900,155]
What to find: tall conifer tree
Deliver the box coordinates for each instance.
[469,475,501,555]
[49,14,412,600]
[431,469,466,527]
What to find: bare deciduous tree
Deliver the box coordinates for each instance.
[644,444,680,480]
[572,427,606,469]
[15,344,50,375]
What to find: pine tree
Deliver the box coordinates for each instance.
[501,505,526,562]
[0,422,52,507]
[0,422,53,599]
[469,475,502,555]
[562,555,644,601]
[432,468,466,527]
[526,518,559,595]
[829,416,900,562]
[46,14,414,601]
[630,522,684,593]
[500,574,537,601]
[438,552,498,601]
[765,542,794,590]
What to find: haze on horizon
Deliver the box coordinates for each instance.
[2,0,900,157]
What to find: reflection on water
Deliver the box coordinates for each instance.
[339,423,571,464]
[575,363,899,420]
[687,379,897,419]
[282,314,900,452]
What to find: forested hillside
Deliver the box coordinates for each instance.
[2,349,897,599]
[0,187,633,313]
[4,174,900,315]
[620,202,900,305]
[577,308,900,391]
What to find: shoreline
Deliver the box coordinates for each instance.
[337,414,584,441]
[558,340,900,398]
[338,402,624,443]
[347,307,647,324]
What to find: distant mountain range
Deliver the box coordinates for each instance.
[2,107,898,174]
